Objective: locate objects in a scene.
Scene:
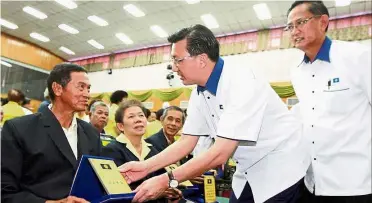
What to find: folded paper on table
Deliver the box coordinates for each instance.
[70,155,135,203]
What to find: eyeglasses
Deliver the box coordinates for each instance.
[284,15,320,32]
[170,55,194,66]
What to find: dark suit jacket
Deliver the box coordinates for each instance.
[1,108,102,203]
[102,140,166,203]
[146,129,192,165]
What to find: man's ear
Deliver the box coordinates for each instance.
[320,15,329,32]
[52,82,63,98]
[199,53,208,68]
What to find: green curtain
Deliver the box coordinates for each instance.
[153,88,184,102]
[91,86,295,104]
[271,85,295,98]
[128,90,153,102]
[183,88,193,98]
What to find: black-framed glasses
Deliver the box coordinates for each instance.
[284,15,320,32]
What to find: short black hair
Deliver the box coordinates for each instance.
[22,97,31,106]
[287,1,329,31]
[168,24,220,62]
[115,99,145,123]
[156,108,164,121]
[110,90,128,104]
[47,63,87,101]
[144,108,151,118]
[162,106,186,125]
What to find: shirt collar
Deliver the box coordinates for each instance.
[116,133,152,161]
[197,57,224,95]
[48,104,78,131]
[303,36,332,64]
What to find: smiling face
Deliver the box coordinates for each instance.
[117,106,147,137]
[161,109,183,138]
[287,3,328,52]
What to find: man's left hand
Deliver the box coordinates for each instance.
[132,174,169,203]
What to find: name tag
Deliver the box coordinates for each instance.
[204,175,216,203]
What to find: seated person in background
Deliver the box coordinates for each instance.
[146,106,192,165]
[88,100,109,134]
[148,111,157,123]
[104,90,128,137]
[37,88,51,113]
[1,63,101,203]
[102,100,181,202]
[1,89,29,125]
[22,97,34,115]
[143,108,164,139]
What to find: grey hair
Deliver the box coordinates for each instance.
[90,101,108,113]
[161,106,186,125]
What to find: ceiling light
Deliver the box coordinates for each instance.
[201,14,219,29]
[23,6,47,19]
[0,60,12,67]
[30,32,50,42]
[335,0,351,7]
[185,0,200,4]
[54,0,77,9]
[253,3,272,20]
[0,18,18,29]
[87,15,108,26]
[123,4,145,17]
[58,24,79,34]
[88,39,104,49]
[59,46,75,55]
[150,25,168,38]
[116,33,133,45]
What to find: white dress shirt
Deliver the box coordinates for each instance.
[49,104,78,159]
[291,38,371,196]
[183,57,309,203]
[61,116,78,159]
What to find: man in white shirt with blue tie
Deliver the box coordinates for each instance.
[120,24,309,203]
[287,1,371,203]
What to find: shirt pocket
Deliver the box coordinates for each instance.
[322,86,352,114]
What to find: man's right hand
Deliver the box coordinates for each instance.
[119,161,149,184]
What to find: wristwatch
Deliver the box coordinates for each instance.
[167,170,179,188]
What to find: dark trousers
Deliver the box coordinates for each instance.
[300,184,372,203]
[229,179,303,203]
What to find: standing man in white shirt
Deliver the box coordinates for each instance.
[287,1,371,203]
[120,24,309,203]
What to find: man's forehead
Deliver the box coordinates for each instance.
[287,4,311,22]
[166,110,183,118]
[96,105,108,111]
[170,40,187,56]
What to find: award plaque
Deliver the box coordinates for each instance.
[70,155,135,203]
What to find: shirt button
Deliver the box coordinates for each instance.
[236,161,239,164]
[312,75,315,77]
[312,91,315,93]
[311,125,314,127]
[312,107,315,110]
[245,172,247,174]
[212,114,215,117]
[207,96,210,99]
[312,141,315,144]
[314,158,317,160]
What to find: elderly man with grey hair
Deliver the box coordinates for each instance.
[88,100,109,134]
